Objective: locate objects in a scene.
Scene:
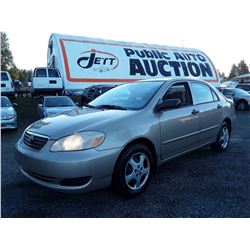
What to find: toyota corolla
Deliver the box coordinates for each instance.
[15,79,235,197]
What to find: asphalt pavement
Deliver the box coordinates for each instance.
[1,108,250,217]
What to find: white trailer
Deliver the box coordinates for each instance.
[32,33,220,95]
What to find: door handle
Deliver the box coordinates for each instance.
[49,80,57,84]
[217,104,222,109]
[191,109,199,115]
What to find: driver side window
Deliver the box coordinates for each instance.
[162,82,193,106]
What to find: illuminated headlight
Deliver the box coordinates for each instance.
[50,131,105,152]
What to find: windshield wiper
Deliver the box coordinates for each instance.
[83,104,98,108]
[95,104,128,110]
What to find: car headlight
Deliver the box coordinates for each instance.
[1,113,16,120]
[50,131,105,152]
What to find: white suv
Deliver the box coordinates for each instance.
[1,71,15,98]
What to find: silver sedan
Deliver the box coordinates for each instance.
[15,78,235,197]
[37,96,79,118]
[1,96,18,129]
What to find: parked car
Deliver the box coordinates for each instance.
[32,67,63,96]
[1,96,18,129]
[219,88,250,111]
[236,84,250,94]
[85,84,117,102]
[1,71,15,98]
[16,78,235,197]
[37,96,79,118]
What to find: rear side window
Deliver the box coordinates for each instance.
[35,69,47,77]
[191,82,214,104]
[48,68,60,77]
[1,72,9,81]
[211,89,219,101]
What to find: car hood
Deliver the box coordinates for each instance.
[45,106,78,116]
[27,107,133,139]
[1,107,15,116]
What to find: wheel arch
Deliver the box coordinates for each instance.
[223,117,232,134]
[236,99,248,105]
[114,137,158,175]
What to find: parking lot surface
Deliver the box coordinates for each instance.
[1,98,250,217]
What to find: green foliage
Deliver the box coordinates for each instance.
[228,64,238,80]
[228,60,249,80]
[9,66,19,80]
[18,69,33,86]
[237,60,249,75]
[1,32,15,71]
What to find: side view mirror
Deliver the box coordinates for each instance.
[226,93,234,97]
[12,103,18,107]
[75,102,79,106]
[155,99,181,112]
[38,104,42,108]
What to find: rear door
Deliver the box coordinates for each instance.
[47,68,62,90]
[189,80,222,144]
[33,68,48,89]
[159,81,200,160]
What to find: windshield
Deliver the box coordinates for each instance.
[1,97,12,107]
[44,97,75,107]
[89,81,164,110]
[233,88,249,95]
[1,72,9,81]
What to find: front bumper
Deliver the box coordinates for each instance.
[15,138,122,192]
[1,117,17,129]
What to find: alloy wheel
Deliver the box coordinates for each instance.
[125,152,150,190]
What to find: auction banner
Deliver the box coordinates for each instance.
[59,37,219,85]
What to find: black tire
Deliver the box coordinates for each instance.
[211,122,230,152]
[236,100,248,111]
[112,143,154,197]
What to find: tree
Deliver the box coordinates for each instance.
[1,32,15,71]
[237,60,249,75]
[9,66,19,80]
[228,64,238,80]
[217,70,226,82]
[18,69,32,86]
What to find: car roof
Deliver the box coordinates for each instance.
[137,77,210,83]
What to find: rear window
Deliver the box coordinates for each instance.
[35,69,47,77]
[48,69,60,77]
[1,72,9,81]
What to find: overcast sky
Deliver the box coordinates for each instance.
[1,0,249,75]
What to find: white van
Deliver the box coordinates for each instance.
[32,67,63,95]
[1,71,15,98]
[33,33,220,95]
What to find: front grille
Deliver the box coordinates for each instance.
[23,131,49,150]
